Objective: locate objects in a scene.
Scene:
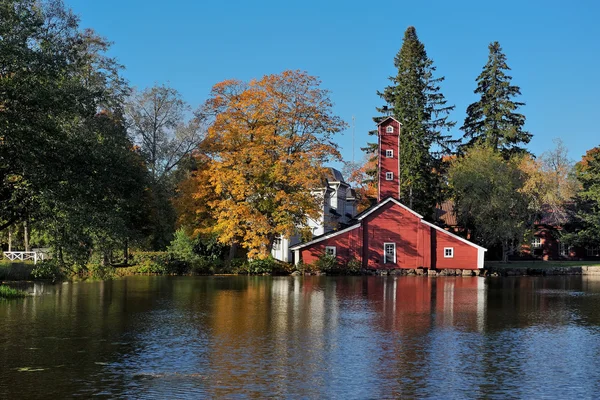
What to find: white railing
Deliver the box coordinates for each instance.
[2,251,45,264]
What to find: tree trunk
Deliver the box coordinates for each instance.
[23,220,30,252]
[8,226,12,252]
[502,241,509,263]
[124,238,129,265]
[227,241,239,265]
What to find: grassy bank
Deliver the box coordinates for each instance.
[0,285,28,299]
[485,261,600,269]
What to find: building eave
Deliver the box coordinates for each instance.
[289,223,361,250]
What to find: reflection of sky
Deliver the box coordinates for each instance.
[3,276,600,398]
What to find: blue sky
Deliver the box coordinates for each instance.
[68,0,599,167]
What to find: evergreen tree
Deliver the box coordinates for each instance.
[368,26,456,216]
[461,42,531,156]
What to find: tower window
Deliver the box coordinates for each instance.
[386,126,394,133]
[385,172,393,180]
[385,149,393,158]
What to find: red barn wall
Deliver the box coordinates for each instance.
[300,227,362,266]
[363,202,430,269]
[433,229,479,270]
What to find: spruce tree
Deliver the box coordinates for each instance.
[367,26,456,216]
[461,42,531,156]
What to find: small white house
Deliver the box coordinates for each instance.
[271,168,357,263]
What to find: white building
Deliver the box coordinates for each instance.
[271,168,358,263]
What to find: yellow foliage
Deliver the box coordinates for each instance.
[179,71,346,259]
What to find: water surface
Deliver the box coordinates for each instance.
[1,276,600,398]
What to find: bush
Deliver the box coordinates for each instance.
[314,253,338,273]
[130,252,172,274]
[31,260,63,282]
[87,263,116,280]
[345,258,362,275]
[167,228,196,264]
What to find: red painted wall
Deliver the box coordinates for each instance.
[300,226,362,266]
[299,201,482,270]
[362,202,429,269]
[432,228,478,270]
[378,119,401,201]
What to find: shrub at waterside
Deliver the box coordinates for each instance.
[0,285,27,299]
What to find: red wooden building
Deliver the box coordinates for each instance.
[290,117,486,271]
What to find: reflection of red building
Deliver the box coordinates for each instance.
[290,117,486,271]
[362,277,484,333]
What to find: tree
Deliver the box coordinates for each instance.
[449,146,532,262]
[371,26,456,216]
[124,84,206,249]
[188,70,345,259]
[566,146,600,247]
[0,0,149,266]
[519,139,579,227]
[342,155,377,213]
[125,85,205,184]
[461,42,531,156]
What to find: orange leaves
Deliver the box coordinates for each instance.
[181,71,346,259]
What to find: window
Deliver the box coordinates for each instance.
[273,238,282,250]
[386,125,394,133]
[325,246,336,257]
[559,243,571,257]
[384,243,396,264]
[444,247,454,258]
[587,247,600,257]
[385,149,394,158]
[531,237,542,249]
[385,172,393,181]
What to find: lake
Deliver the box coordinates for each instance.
[1,275,600,398]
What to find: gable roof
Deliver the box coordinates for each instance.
[420,220,487,251]
[289,223,361,250]
[354,197,423,220]
[376,116,402,126]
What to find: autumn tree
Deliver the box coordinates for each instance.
[449,146,532,262]
[189,70,345,259]
[461,42,531,156]
[369,26,456,216]
[342,156,377,213]
[519,139,579,226]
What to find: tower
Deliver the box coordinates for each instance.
[377,117,401,202]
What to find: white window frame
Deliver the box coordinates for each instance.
[386,125,394,133]
[273,237,282,250]
[587,247,600,257]
[559,243,571,257]
[444,247,454,258]
[385,149,394,158]
[384,242,396,264]
[385,172,393,181]
[325,246,336,257]
[531,237,542,249]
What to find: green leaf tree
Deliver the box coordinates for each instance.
[449,146,532,262]
[566,147,600,247]
[461,42,531,156]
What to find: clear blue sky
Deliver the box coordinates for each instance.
[68,0,599,167]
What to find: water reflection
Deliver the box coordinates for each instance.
[1,276,600,398]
